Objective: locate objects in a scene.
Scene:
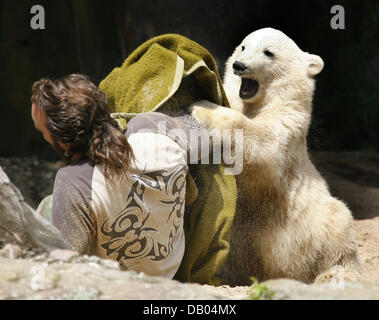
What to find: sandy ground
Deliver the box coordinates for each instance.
[354,217,379,283]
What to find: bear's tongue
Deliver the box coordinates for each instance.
[240,78,259,99]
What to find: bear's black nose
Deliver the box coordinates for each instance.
[233,61,247,73]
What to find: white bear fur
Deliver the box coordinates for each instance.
[190,28,361,285]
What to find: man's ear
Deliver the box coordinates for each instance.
[306,53,324,77]
[59,141,70,151]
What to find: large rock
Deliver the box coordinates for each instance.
[2,253,379,300]
[0,255,223,300]
[263,279,379,300]
[0,165,69,252]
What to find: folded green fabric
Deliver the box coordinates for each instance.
[99,33,237,286]
[99,33,229,123]
[176,164,237,285]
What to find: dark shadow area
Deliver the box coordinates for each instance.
[312,151,379,220]
[0,0,378,160]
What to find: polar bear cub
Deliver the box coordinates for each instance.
[190,28,361,285]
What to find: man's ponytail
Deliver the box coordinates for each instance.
[89,117,133,179]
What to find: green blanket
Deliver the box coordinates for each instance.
[100,33,237,286]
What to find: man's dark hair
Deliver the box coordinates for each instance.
[31,73,133,179]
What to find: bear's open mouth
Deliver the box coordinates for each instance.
[239,78,259,99]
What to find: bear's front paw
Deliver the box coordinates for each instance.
[189,105,214,129]
[189,100,240,130]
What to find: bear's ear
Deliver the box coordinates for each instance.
[306,54,324,77]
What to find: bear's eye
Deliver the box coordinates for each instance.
[241,46,245,51]
[264,50,274,57]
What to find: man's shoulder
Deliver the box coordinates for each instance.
[125,112,173,137]
[125,112,195,153]
[55,160,94,190]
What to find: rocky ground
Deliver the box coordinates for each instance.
[0,156,63,209]
[0,151,378,300]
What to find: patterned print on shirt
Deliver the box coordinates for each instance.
[100,166,187,262]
